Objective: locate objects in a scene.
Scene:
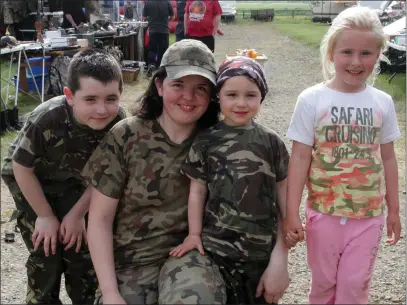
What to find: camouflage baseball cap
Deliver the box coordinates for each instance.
[160,39,217,85]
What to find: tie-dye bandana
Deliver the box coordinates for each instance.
[216,56,269,102]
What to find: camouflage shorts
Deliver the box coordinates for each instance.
[95,250,226,305]
[158,250,226,304]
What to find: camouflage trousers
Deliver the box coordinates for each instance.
[209,253,273,304]
[13,190,97,305]
[95,250,226,304]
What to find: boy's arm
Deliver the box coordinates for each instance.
[187,179,207,236]
[59,185,92,251]
[12,161,54,217]
[269,215,288,265]
[381,142,401,244]
[13,161,60,256]
[255,214,289,303]
[276,178,287,219]
[67,185,92,218]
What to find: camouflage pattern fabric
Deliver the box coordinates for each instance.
[94,261,165,305]
[181,121,289,262]
[1,95,126,212]
[308,109,385,218]
[160,39,217,85]
[209,253,273,305]
[158,250,226,304]
[15,190,97,305]
[81,117,195,271]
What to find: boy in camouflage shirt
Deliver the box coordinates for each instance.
[1,49,126,304]
[170,56,291,304]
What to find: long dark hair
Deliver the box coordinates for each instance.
[133,67,220,130]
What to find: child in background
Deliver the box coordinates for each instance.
[284,6,401,304]
[1,49,126,304]
[170,56,290,304]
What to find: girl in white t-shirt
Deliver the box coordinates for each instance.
[285,6,401,304]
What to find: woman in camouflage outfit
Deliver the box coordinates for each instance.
[82,39,226,304]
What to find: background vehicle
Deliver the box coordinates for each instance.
[219,0,237,22]
[310,1,357,23]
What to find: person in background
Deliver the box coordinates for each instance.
[143,0,174,71]
[2,0,37,41]
[184,0,222,52]
[62,0,87,29]
[176,0,186,42]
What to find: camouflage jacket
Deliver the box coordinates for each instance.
[81,117,194,270]
[181,121,289,262]
[1,95,126,199]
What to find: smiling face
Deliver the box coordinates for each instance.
[219,76,262,127]
[155,74,212,128]
[64,77,121,130]
[329,28,380,93]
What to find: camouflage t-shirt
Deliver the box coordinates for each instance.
[287,83,401,218]
[81,117,194,270]
[181,121,289,262]
[1,95,126,199]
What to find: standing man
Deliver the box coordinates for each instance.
[184,0,222,53]
[62,0,87,29]
[175,0,186,42]
[143,0,174,70]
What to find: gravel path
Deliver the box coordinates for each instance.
[1,22,405,304]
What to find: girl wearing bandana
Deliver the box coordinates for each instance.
[170,56,291,304]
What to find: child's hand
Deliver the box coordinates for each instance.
[59,211,87,252]
[283,214,305,247]
[32,215,60,256]
[285,230,300,248]
[169,234,204,257]
[386,210,401,245]
[255,264,289,303]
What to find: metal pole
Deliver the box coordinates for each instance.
[5,51,14,106]
[14,50,22,108]
[41,45,45,103]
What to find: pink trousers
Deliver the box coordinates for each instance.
[305,207,384,304]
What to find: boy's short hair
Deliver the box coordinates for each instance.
[67,49,123,94]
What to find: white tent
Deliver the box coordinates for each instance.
[383,16,406,36]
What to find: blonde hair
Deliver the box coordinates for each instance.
[320,6,389,84]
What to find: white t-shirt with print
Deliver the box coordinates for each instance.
[287,83,401,218]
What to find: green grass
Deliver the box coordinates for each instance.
[1,57,43,114]
[0,131,17,167]
[236,1,311,11]
[169,33,175,46]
